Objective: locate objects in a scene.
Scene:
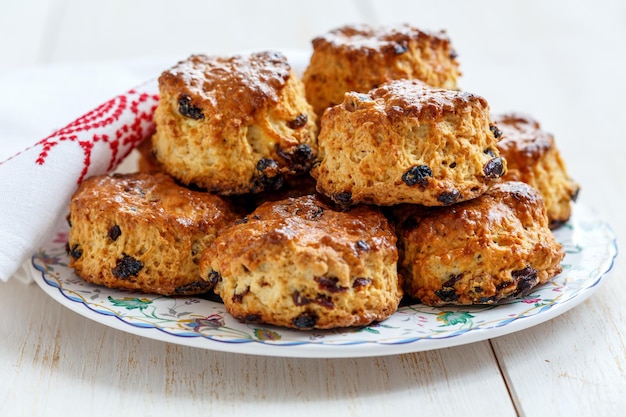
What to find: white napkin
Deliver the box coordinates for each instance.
[0,80,159,282]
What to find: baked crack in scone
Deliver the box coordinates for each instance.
[200,194,402,330]
[67,172,237,295]
[493,112,580,228]
[393,181,564,306]
[153,51,318,195]
[303,23,461,116]
[311,79,506,207]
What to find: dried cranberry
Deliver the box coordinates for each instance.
[111,255,143,279]
[177,94,204,120]
[402,165,432,187]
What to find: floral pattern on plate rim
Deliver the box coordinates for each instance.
[32,203,617,348]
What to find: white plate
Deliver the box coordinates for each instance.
[31,202,617,358]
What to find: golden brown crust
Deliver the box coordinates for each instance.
[494,112,580,228]
[153,51,318,195]
[67,172,237,295]
[303,23,461,116]
[394,181,564,306]
[136,135,165,173]
[311,79,506,207]
[200,194,402,329]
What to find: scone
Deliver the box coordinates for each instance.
[493,112,580,228]
[136,135,164,173]
[303,23,461,116]
[311,79,506,207]
[394,181,564,306]
[152,51,318,195]
[67,172,237,295]
[199,194,402,330]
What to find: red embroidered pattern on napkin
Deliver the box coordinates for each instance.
[30,88,159,184]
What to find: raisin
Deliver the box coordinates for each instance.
[292,312,318,329]
[333,192,353,206]
[239,314,262,323]
[512,266,539,296]
[174,281,212,294]
[177,94,204,120]
[111,255,143,279]
[256,158,283,191]
[314,276,348,293]
[353,277,372,288]
[435,287,459,302]
[66,214,72,228]
[107,225,121,241]
[483,157,505,178]
[489,124,502,139]
[235,216,249,225]
[292,290,311,306]
[402,165,432,187]
[277,144,314,172]
[355,240,370,251]
[449,50,459,60]
[449,162,457,169]
[287,113,308,129]
[314,294,334,309]
[207,270,221,285]
[69,244,83,260]
[442,274,463,288]
[438,190,460,206]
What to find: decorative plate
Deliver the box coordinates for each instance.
[32,203,617,358]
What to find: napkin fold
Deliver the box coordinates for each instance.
[0,81,159,282]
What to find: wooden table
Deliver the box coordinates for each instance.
[2,1,624,415]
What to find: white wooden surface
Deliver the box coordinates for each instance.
[1,1,625,416]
